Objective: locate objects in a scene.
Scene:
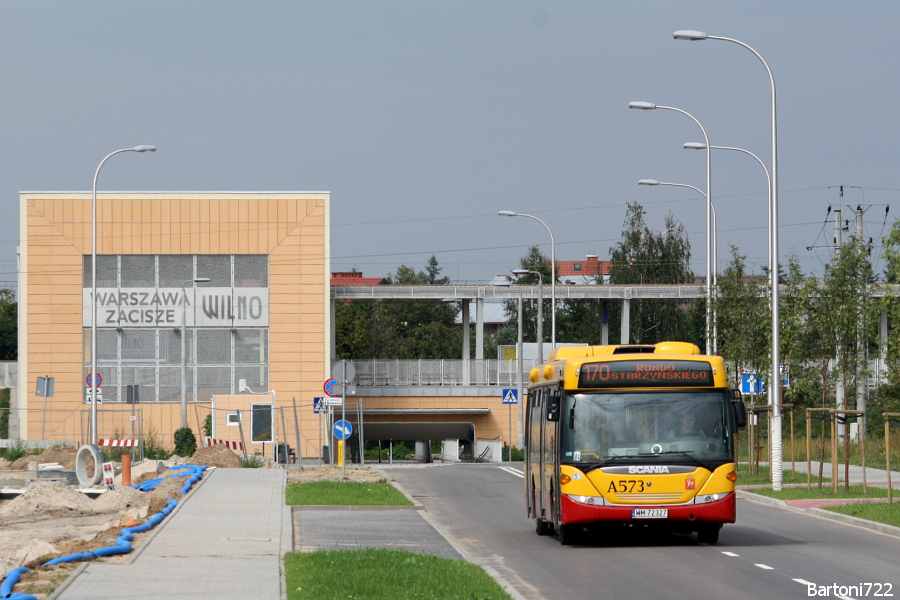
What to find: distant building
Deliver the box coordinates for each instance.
[330,271,387,286]
[557,254,610,285]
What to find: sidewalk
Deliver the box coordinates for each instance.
[53,468,291,600]
[737,460,900,537]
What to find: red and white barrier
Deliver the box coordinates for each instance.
[98,439,139,447]
[205,437,244,451]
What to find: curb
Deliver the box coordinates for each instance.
[736,489,900,538]
[383,469,530,600]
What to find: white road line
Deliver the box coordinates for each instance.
[755,564,774,570]
[499,466,524,478]
[721,551,739,557]
[793,579,815,586]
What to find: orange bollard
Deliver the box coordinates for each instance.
[122,454,132,487]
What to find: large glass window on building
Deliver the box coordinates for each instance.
[83,255,269,403]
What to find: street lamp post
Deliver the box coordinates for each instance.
[638,180,717,352]
[90,145,156,445]
[629,101,712,355]
[182,277,211,429]
[684,142,772,282]
[499,211,556,348]
[673,30,784,490]
[512,269,544,364]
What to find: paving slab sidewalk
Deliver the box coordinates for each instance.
[53,468,291,600]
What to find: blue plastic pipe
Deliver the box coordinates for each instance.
[4,465,208,598]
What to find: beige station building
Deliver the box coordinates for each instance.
[17,191,518,462]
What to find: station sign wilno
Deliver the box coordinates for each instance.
[82,288,269,328]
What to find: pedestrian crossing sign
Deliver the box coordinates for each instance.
[502,388,518,405]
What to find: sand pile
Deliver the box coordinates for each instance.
[9,445,77,470]
[0,457,9,469]
[288,465,385,483]
[186,444,242,468]
[0,482,96,521]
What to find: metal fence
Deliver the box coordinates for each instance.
[349,359,537,387]
[0,406,145,451]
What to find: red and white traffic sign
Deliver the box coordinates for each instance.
[323,378,339,398]
[86,373,102,387]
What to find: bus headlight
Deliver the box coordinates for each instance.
[695,492,730,504]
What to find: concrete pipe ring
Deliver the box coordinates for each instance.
[75,444,104,487]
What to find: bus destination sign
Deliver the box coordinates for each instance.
[578,360,713,388]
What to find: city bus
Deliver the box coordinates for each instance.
[525,341,746,545]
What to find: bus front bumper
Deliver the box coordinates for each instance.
[561,491,736,526]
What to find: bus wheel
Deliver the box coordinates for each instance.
[535,518,552,536]
[558,524,582,545]
[697,525,720,544]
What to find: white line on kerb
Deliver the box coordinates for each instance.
[754,564,774,570]
[721,551,739,557]
[499,466,524,478]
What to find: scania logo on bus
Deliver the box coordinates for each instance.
[628,466,670,474]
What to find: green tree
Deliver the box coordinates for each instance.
[501,246,554,347]
[715,245,770,389]
[607,202,699,345]
[0,289,16,360]
[334,257,460,359]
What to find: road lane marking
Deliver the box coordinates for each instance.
[499,466,524,478]
[755,564,774,570]
[721,551,739,557]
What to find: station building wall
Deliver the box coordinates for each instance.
[18,192,330,450]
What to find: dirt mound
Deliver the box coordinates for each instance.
[9,445,77,470]
[186,444,242,468]
[0,457,9,469]
[0,482,96,521]
[147,476,185,514]
[288,465,385,483]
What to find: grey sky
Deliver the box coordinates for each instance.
[3,2,898,290]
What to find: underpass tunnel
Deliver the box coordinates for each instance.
[353,421,476,462]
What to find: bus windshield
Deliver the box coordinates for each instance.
[560,390,734,466]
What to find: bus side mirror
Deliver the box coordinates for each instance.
[547,395,561,422]
[732,399,747,429]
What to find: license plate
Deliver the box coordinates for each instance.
[632,508,668,519]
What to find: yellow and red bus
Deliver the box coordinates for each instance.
[525,342,746,545]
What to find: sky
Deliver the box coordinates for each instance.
[2,2,900,291]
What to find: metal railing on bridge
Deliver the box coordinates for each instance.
[349,359,537,387]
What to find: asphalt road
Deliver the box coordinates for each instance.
[382,463,899,600]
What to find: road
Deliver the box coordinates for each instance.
[382,463,899,600]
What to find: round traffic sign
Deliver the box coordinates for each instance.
[333,420,353,441]
[86,373,103,387]
[323,378,339,398]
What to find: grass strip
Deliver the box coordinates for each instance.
[286,480,412,506]
[747,483,890,501]
[824,502,900,528]
[285,548,512,600]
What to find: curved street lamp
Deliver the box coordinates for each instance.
[638,179,717,352]
[630,102,712,355]
[499,211,556,349]
[674,30,784,490]
[90,145,156,445]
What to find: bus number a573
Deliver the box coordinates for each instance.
[608,480,646,493]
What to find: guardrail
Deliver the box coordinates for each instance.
[348,359,537,387]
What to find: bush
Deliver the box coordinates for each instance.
[0,439,31,462]
[241,454,267,468]
[203,414,213,438]
[173,427,197,457]
[503,444,524,461]
[143,424,171,460]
